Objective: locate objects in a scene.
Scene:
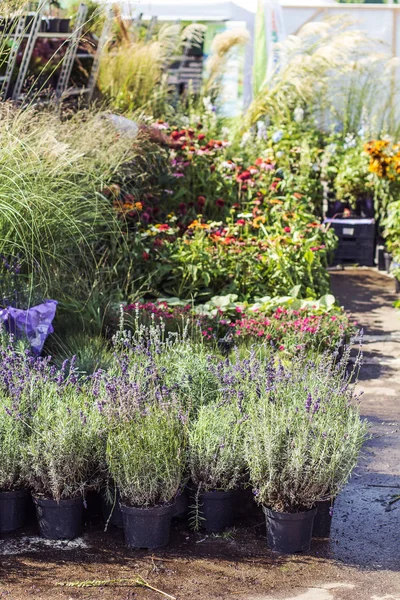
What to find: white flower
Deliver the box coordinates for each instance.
[221,126,230,138]
[293,107,304,123]
[325,143,337,155]
[203,96,214,113]
[240,132,252,147]
[272,130,283,143]
[256,121,267,140]
[221,160,236,170]
[344,134,356,150]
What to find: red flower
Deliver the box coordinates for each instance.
[157,224,170,231]
[197,196,206,207]
[154,238,164,248]
[284,226,291,233]
[198,133,206,140]
[210,164,216,172]
[171,130,182,140]
[216,198,225,207]
[237,170,251,181]
[236,219,246,226]
[142,251,150,260]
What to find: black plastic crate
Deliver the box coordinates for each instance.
[324,218,375,266]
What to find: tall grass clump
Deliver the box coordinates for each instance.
[0,104,141,308]
[247,17,400,137]
[98,12,205,115]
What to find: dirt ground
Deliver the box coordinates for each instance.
[0,268,399,600]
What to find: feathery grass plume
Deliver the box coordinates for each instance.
[1,0,28,15]
[0,103,143,309]
[203,28,249,99]
[246,16,400,137]
[98,5,204,115]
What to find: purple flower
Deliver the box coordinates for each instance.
[305,392,312,413]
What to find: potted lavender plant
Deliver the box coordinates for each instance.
[245,350,368,553]
[25,378,102,540]
[0,393,30,532]
[188,399,246,533]
[106,404,186,549]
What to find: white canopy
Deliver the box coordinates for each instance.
[129,1,254,21]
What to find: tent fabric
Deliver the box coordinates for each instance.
[114,1,254,21]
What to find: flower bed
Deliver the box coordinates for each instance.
[124,292,355,355]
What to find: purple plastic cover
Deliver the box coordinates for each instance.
[0,300,57,354]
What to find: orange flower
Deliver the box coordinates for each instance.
[252,216,266,228]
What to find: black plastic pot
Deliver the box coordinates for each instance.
[173,489,188,520]
[59,18,70,33]
[263,506,317,553]
[47,18,60,33]
[237,487,263,521]
[199,490,236,533]
[121,502,175,549]
[101,489,123,529]
[377,245,386,271]
[84,490,102,525]
[384,252,392,273]
[33,496,83,540]
[313,500,334,538]
[0,489,29,533]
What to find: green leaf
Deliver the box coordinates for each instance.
[290,285,301,298]
[318,294,336,309]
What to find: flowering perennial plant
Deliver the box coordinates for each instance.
[244,345,368,512]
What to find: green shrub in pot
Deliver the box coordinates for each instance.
[24,379,102,539]
[244,347,368,553]
[188,399,247,532]
[0,392,31,532]
[106,403,186,548]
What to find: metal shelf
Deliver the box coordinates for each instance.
[1,3,111,104]
[36,32,72,39]
[64,87,90,96]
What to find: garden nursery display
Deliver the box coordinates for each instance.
[0,1,397,564]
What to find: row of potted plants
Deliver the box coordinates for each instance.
[0,322,367,553]
[123,290,356,355]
